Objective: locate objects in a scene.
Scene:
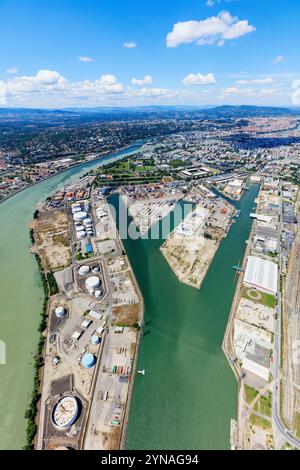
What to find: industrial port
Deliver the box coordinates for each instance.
[33,181,144,450]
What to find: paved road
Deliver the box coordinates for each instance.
[272,180,300,449]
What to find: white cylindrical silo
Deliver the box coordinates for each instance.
[78,265,90,276]
[55,306,66,318]
[85,276,100,292]
[76,230,86,240]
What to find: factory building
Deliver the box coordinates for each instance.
[243,256,278,294]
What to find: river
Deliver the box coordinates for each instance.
[0,142,259,449]
[0,143,142,450]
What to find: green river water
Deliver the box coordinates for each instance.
[0,142,259,450]
[0,144,141,450]
[113,184,259,450]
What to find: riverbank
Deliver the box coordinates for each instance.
[0,152,258,450]
[0,142,145,450]
[0,141,145,206]
[32,183,144,450]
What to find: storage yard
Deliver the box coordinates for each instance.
[34,185,143,450]
[121,182,184,236]
[161,184,236,289]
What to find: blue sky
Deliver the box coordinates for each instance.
[0,0,299,107]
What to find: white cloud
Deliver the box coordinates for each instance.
[166,11,255,47]
[3,70,124,103]
[273,55,285,64]
[292,80,300,105]
[6,67,18,74]
[236,77,273,85]
[131,75,153,86]
[123,41,137,49]
[0,80,6,105]
[223,87,239,95]
[182,73,217,86]
[0,68,291,107]
[79,56,95,63]
[6,70,68,94]
[222,86,281,99]
[207,0,224,5]
[136,87,175,98]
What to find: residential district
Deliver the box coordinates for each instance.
[3,109,300,450]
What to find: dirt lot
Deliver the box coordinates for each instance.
[112,304,140,326]
[34,210,71,270]
[161,235,218,289]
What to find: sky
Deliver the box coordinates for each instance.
[0,0,300,108]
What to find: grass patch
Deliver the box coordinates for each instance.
[241,286,276,309]
[244,385,258,404]
[249,414,271,430]
[296,413,300,439]
[254,393,272,418]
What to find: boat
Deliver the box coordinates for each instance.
[138,369,145,376]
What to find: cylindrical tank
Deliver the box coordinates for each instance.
[76,230,86,240]
[75,224,84,232]
[78,265,90,276]
[55,306,66,318]
[81,352,96,369]
[91,335,100,345]
[83,218,92,226]
[95,290,102,299]
[52,396,79,429]
[72,207,81,214]
[73,211,87,222]
[85,276,100,291]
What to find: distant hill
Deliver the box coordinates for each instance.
[202,105,300,117]
[0,104,299,122]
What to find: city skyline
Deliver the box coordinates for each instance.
[0,0,299,108]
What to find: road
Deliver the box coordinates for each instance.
[271,180,300,449]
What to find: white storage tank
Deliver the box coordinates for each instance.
[76,230,86,240]
[91,335,100,345]
[85,276,100,292]
[78,265,90,276]
[73,211,87,222]
[55,306,66,318]
[75,225,84,232]
[72,207,81,214]
[52,396,79,429]
[95,290,102,299]
[83,218,92,226]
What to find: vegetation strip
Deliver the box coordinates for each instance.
[24,227,58,449]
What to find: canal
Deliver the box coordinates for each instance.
[110,184,259,450]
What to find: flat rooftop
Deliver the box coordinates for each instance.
[244,256,278,294]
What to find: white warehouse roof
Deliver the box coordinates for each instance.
[243,256,278,294]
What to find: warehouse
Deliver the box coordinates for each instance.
[242,342,270,381]
[243,256,278,294]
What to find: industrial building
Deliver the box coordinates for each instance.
[179,166,212,180]
[243,256,278,294]
[242,342,270,381]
